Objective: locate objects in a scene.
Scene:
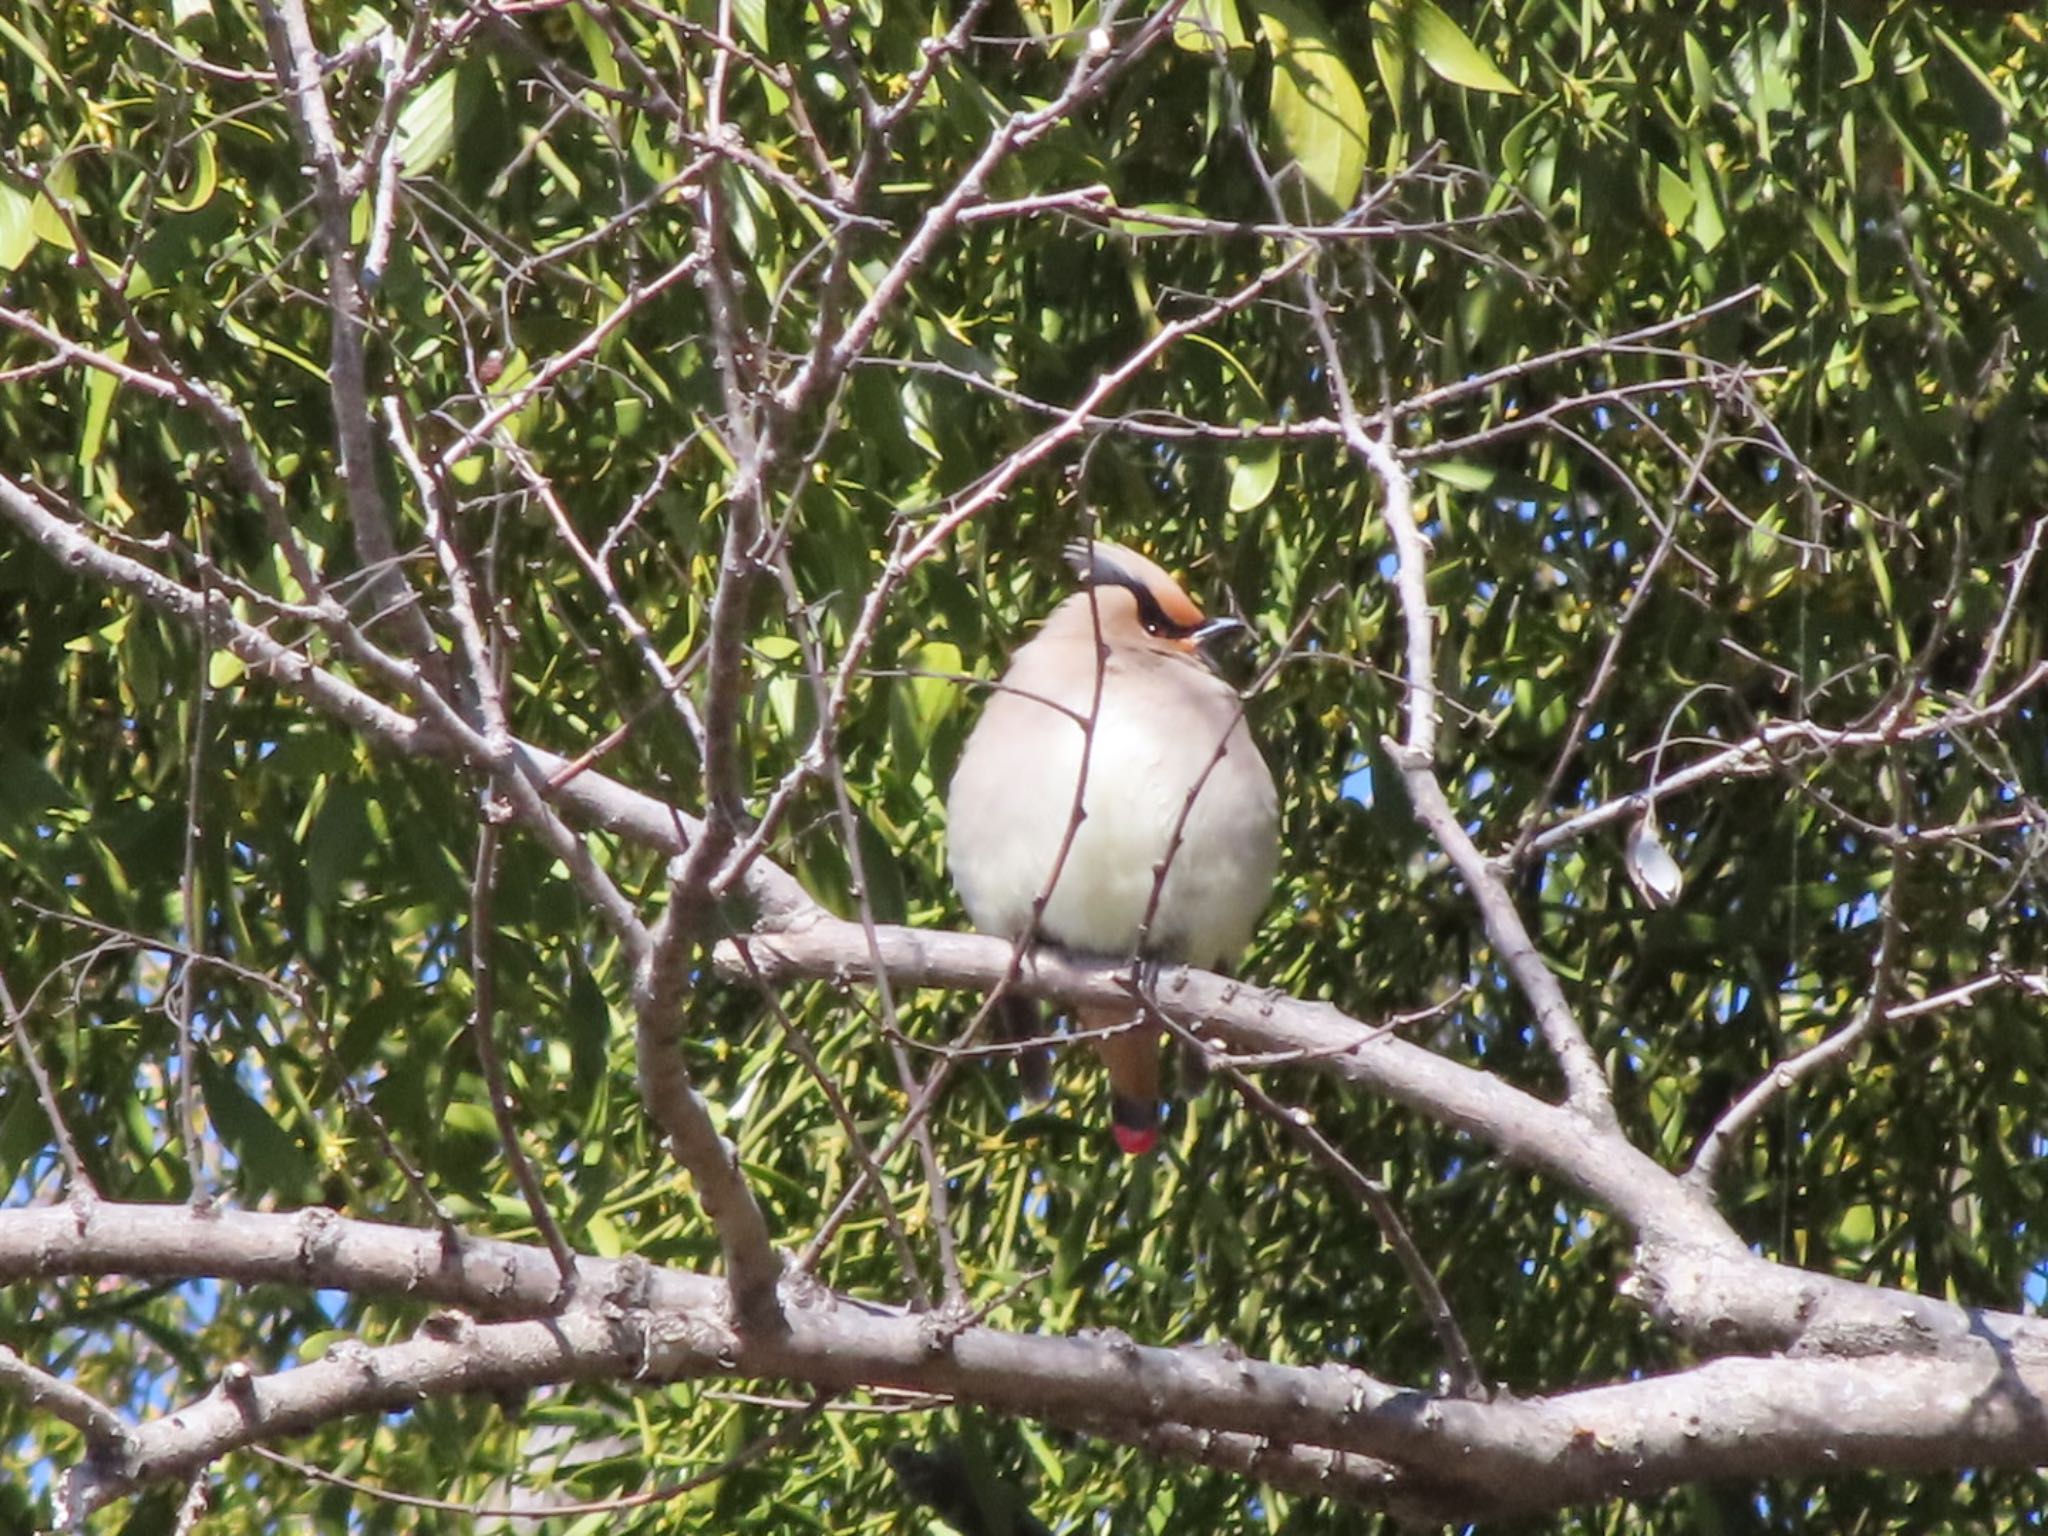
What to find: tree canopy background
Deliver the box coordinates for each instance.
[2,0,2045,1530]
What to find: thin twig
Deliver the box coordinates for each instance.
[1970,514,2046,705]
[1154,1013,1485,1400]
[246,1391,825,1517]
[174,526,214,1203]
[1225,113,1616,1123]
[728,943,931,1308]
[1509,413,1715,861]
[0,966,96,1195]
[466,821,581,1294]
[1525,661,2048,858]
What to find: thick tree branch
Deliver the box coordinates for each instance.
[719,918,2048,1366]
[629,936,788,1331]
[719,925,1723,1246]
[0,1345,131,1459]
[11,1203,2048,1526]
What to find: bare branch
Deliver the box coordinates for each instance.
[630,950,786,1331]
[1240,140,1617,1120]
[1689,964,2048,1190]
[1970,514,2047,704]
[15,1202,2048,1526]
[1523,660,2048,858]
[0,965,95,1196]
[259,0,442,667]
[0,1344,132,1457]
[465,821,582,1293]
[778,3,1184,417]
[432,249,707,477]
[173,545,216,1203]
[1168,1015,1485,1400]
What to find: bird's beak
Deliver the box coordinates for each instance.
[1192,615,1247,648]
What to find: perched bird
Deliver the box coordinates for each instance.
[946,540,1279,1154]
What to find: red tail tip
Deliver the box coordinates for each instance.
[1112,1124,1160,1157]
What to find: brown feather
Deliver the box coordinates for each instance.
[1083,1003,1160,1155]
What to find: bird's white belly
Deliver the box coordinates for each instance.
[949,689,1274,967]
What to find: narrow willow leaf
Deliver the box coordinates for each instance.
[1409,0,1520,95]
[395,69,458,173]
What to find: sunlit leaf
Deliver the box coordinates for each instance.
[0,182,35,269]
[1256,1,1370,211]
[1408,0,1520,95]
[395,69,459,173]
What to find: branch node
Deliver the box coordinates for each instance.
[419,1309,475,1344]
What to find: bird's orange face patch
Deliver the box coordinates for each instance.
[1069,542,1209,644]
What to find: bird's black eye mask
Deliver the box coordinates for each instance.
[1062,541,1205,640]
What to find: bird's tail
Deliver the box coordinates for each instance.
[1082,1004,1160,1156]
[993,994,1054,1102]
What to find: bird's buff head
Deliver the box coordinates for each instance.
[1061,540,1244,657]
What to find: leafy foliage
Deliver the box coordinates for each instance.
[1,0,2045,1530]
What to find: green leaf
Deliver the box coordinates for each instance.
[731,0,769,52]
[1834,17,1874,87]
[1369,0,1406,104]
[1408,0,1519,96]
[1682,32,1716,108]
[199,1051,316,1200]
[0,10,67,98]
[1226,435,1281,512]
[221,312,325,382]
[395,69,459,173]
[1421,460,1494,492]
[565,958,610,1103]
[79,338,123,469]
[0,182,35,270]
[1686,142,1725,251]
[29,161,80,252]
[305,779,372,910]
[1256,1,1370,212]
[1929,24,2011,149]
[907,641,962,743]
[1803,204,1852,279]
[1174,0,1250,52]
[157,131,218,214]
[1655,162,1695,231]
[207,649,246,689]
